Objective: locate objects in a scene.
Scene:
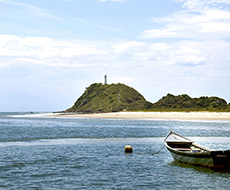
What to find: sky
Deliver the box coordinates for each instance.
[1,0,230,111]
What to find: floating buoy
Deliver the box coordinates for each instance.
[124,145,133,153]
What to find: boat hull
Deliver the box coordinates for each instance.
[211,151,230,168]
[167,148,230,169]
[168,148,214,167]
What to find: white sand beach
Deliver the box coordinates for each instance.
[50,112,230,121]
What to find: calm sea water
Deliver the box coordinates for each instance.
[0,112,230,189]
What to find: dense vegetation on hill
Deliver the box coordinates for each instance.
[66,83,152,113]
[65,83,230,113]
[151,93,230,111]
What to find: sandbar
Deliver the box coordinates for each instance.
[50,112,230,121]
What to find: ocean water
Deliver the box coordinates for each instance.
[0,113,230,189]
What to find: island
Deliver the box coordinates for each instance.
[62,82,230,118]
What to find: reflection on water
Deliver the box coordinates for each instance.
[169,161,230,174]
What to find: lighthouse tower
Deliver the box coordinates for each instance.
[104,75,107,85]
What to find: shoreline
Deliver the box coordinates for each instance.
[49,111,230,121]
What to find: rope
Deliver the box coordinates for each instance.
[152,145,165,156]
[134,144,165,156]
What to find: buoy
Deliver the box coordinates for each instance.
[124,145,133,153]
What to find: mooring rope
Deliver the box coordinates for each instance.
[134,144,165,156]
[152,145,165,156]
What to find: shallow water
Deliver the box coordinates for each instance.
[0,113,230,189]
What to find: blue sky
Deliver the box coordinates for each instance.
[1,0,230,111]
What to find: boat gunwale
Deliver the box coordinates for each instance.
[164,130,212,152]
[165,145,211,158]
[164,130,213,158]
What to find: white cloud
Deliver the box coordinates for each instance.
[113,41,145,53]
[142,0,230,39]
[0,34,106,67]
[0,0,58,19]
[15,57,93,68]
[177,0,230,12]
[201,22,230,33]
[139,0,230,68]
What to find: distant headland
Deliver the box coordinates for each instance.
[65,82,230,113]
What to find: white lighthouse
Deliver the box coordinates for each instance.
[104,74,107,85]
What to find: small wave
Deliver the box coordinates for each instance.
[8,112,60,118]
[0,137,163,147]
[0,138,80,147]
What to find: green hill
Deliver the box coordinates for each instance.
[151,93,229,111]
[65,83,230,113]
[66,83,152,113]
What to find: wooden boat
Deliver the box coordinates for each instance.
[164,130,230,169]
